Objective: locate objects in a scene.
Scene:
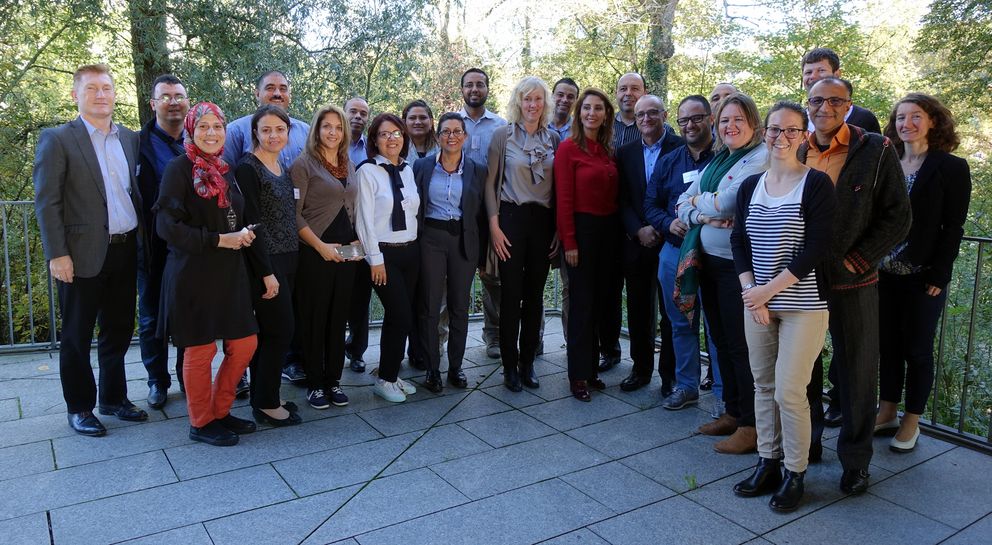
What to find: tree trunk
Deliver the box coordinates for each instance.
[127,0,171,126]
[643,0,679,102]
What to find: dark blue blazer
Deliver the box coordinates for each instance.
[413,154,487,265]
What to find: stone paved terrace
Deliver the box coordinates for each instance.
[1,319,991,545]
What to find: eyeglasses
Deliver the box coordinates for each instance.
[377,130,403,140]
[154,94,188,104]
[634,109,662,120]
[765,127,805,139]
[676,114,707,127]
[439,129,466,138]
[807,96,851,108]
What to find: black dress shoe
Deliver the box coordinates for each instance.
[620,373,650,392]
[217,413,257,434]
[503,367,522,392]
[808,441,823,464]
[519,363,540,389]
[147,384,168,410]
[660,382,674,399]
[252,408,302,427]
[235,373,250,399]
[700,377,714,391]
[840,468,870,495]
[770,470,806,512]
[349,356,366,373]
[98,399,148,422]
[282,401,299,413]
[409,356,428,371]
[68,411,107,437]
[597,354,621,373]
[189,420,238,446]
[447,370,468,389]
[734,457,783,497]
[588,377,606,390]
[424,370,444,393]
[824,404,843,428]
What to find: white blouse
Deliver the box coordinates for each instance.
[355,154,420,266]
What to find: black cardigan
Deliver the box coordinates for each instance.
[896,150,971,287]
[730,168,838,301]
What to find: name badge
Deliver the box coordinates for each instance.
[682,169,700,186]
[135,164,141,177]
[293,188,300,200]
[401,197,413,210]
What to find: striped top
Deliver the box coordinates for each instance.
[746,172,827,311]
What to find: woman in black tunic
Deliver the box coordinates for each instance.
[156,102,265,447]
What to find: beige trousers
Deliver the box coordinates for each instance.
[744,309,828,472]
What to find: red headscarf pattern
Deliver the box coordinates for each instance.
[184,102,231,208]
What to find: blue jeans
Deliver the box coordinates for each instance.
[658,242,721,395]
[136,238,171,388]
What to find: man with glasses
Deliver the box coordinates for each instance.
[615,95,683,396]
[645,95,723,413]
[136,74,190,408]
[801,48,880,133]
[458,68,507,359]
[801,77,909,494]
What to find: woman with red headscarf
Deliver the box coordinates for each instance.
[156,102,269,446]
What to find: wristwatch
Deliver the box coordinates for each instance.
[741,282,756,293]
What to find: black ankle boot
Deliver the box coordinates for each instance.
[503,366,522,392]
[770,469,806,512]
[733,457,783,497]
[519,362,539,389]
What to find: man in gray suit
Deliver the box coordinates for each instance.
[33,64,147,437]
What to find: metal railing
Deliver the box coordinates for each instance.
[2,199,990,452]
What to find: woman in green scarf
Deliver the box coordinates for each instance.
[675,93,767,455]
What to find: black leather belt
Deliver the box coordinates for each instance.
[109,229,136,244]
[425,217,462,234]
[379,241,414,248]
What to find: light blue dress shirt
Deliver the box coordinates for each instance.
[458,107,506,169]
[641,129,667,182]
[222,114,309,169]
[426,157,464,221]
[547,117,573,141]
[349,135,368,167]
[80,116,138,234]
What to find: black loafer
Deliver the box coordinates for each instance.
[597,354,621,373]
[252,408,302,427]
[98,399,148,422]
[770,470,806,512]
[840,468,870,495]
[424,370,444,393]
[147,384,168,410]
[519,364,539,389]
[447,370,468,389]
[824,405,843,428]
[620,373,650,392]
[409,356,428,371]
[503,368,522,392]
[68,411,107,437]
[217,413,257,435]
[808,441,823,464]
[349,357,366,373]
[190,420,238,446]
[734,457,783,497]
[588,378,606,390]
[282,401,299,413]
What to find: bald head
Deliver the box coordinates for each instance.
[709,83,737,111]
[616,73,646,120]
[344,97,370,139]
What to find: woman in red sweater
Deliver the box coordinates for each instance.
[555,88,621,401]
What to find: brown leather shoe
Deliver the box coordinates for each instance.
[570,380,591,402]
[698,413,737,436]
[714,426,757,454]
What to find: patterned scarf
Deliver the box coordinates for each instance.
[183,102,231,208]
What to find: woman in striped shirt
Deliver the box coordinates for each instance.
[729,101,836,512]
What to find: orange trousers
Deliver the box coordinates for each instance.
[183,335,257,427]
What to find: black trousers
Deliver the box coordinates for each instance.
[497,202,553,372]
[879,271,945,415]
[699,253,755,427]
[374,242,420,382]
[57,235,137,413]
[624,238,675,384]
[566,213,623,381]
[346,260,372,360]
[136,238,174,388]
[296,245,356,393]
[829,285,880,471]
[418,222,475,373]
[249,252,297,409]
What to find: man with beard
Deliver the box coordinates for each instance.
[136,74,190,408]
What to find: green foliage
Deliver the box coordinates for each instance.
[914,0,992,114]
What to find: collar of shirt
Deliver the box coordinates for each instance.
[374,154,407,167]
[805,122,851,157]
[548,117,572,134]
[151,121,184,145]
[641,138,662,153]
[458,107,501,123]
[435,153,464,174]
[351,135,367,148]
[614,112,636,128]
[80,115,118,137]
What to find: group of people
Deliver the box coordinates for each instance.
[33,45,971,513]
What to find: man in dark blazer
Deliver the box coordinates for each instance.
[33,64,147,437]
[615,94,683,395]
[412,112,486,392]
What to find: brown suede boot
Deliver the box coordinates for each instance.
[698,413,737,436]
[714,426,758,454]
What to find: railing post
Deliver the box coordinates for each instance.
[958,241,985,434]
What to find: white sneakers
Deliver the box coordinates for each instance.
[373,378,408,403]
[395,377,417,395]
